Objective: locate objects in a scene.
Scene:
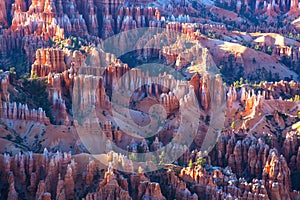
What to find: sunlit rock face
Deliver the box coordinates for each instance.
[0,55,300,199]
[0,146,300,199]
[0,0,167,60]
[31,48,66,77]
[216,0,300,16]
[0,0,300,199]
[0,0,8,28]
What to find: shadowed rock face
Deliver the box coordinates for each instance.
[2,140,299,200]
[0,63,299,199]
[0,0,300,199]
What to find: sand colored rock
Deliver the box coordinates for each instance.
[85,164,132,199]
[263,149,291,199]
[0,0,8,27]
[31,48,67,77]
[7,172,18,200]
[0,101,50,124]
[0,72,10,101]
[0,1,300,200]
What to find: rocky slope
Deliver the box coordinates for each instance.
[0,0,300,199]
